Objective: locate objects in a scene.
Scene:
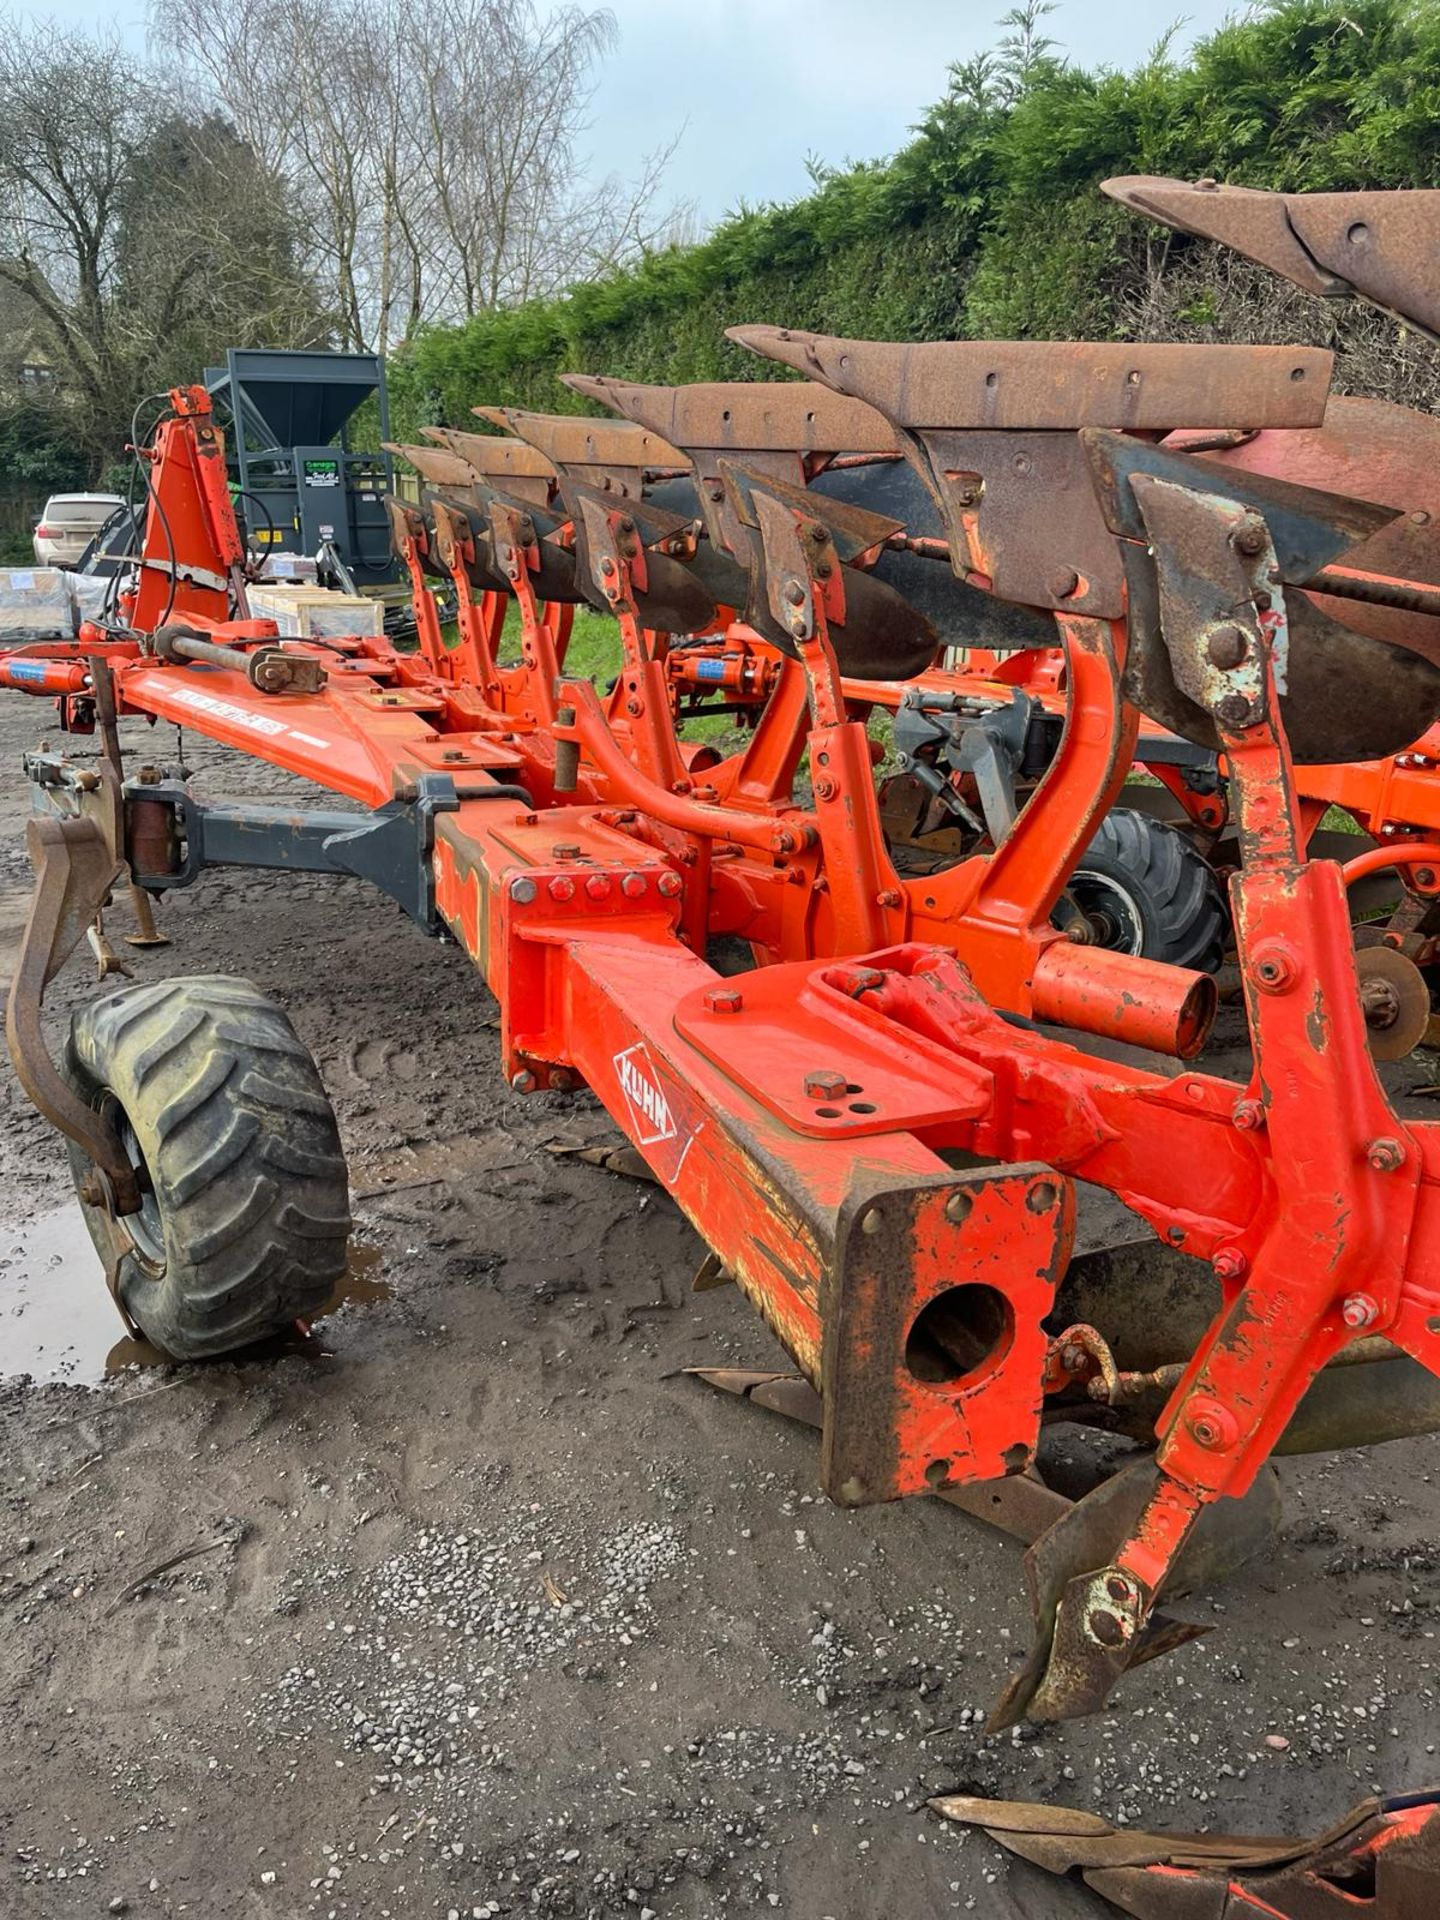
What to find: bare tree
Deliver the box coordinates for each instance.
[0,26,150,441]
[150,0,682,349]
[0,21,325,463]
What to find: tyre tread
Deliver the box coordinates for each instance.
[64,975,350,1359]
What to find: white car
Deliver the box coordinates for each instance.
[32,492,126,568]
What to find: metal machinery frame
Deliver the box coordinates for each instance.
[205,347,396,586]
[9,185,1440,1731]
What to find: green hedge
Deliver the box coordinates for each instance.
[390,0,1440,436]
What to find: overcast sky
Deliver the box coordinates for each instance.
[32,0,1244,225]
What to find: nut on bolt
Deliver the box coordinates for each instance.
[509,875,537,905]
[1212,1246,1248,1280]
[1249,942,1298,994]
[1367,1136,1406,1172]
[1185,1398,1238,1451]
[510,1069,537,1094]
[703,987,743,1015]
[657,870,682,898]
[804,1069,848,1100]
[1342,1292,1380,1330]
[1232,1097,1265,1132]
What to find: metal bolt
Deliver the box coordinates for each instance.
[860,1208,883,1236]
[1249,943,1298,994]
[78,1173,104,1207]
[547,875,575,902]
[1215,692,1255,729]
[703,987,743,1015]
[600,556,616,577]
[814,777,837,801]
[1212,1246,1248,1281]
[944,1192,972,1226]
[1088,1609,1126,1649]
[657,870,682,898]
[135,764,162,786]
[510,1069,537,1094]
[553,843,582,861]
[1232,1097,1265,1132]
[584,873,612,901]
[804,1069,848,1100]
[1342,1292,1379,1330]
[1185,1400,1236,1450]
[550,1069,575,1092]
[876,888,902,909]
[1049,568,1080,599]
[621,873,647,899]
[1207,624,1248,668]
[1231,521,1267,557]
[1367,1136,1405,1173]
[509,875,537,905]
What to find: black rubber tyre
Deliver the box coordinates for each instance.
[63,974,351,1360]
[1067,808,1229,974]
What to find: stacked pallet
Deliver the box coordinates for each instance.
[248,583,384,639]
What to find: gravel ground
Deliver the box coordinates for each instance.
[0,695,1437,1919]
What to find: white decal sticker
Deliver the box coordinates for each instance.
[613,1042,679,1147]
[168,686,315,744]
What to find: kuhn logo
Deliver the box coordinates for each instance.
[613,1043,677,1145]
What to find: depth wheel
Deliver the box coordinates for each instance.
[63,975,351,1359]
[1064,808,1228,974]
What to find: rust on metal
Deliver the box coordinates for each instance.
[384,441,479,488]
[1106,173,1440,342]
[562,374,897,456]
[477,405,685,487]
[422,426,556,503]
[422,424,556,484]
[5,815,139,1211]
[728,326,1333,430]
[1355,943,1430,1061]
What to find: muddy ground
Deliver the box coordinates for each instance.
[0,694,1437,1920]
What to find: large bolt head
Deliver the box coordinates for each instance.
[1207,624,1249,668]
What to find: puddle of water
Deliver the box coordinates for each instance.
[0,1203,388,1386]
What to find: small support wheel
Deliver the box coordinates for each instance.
[62,974,351,1359]
[1062,808,1229,974]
